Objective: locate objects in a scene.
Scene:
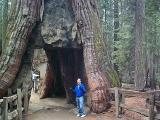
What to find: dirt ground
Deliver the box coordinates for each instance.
[25,92,148,120]
[25,107,118,120]
[25,92,119,120]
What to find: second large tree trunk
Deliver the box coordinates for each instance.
[71,0,110,113]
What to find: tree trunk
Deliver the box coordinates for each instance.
[11,39,35,94]
[0,0,8,55]
[134,0,146,90]
[71,0,110,113]
[0,0,41,96]
[113,0,119,73]
[0,2,2,55]
[0,0,110,113]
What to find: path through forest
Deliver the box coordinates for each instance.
[25,92,118,120]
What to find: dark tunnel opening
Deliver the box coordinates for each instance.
[42,47,87,103]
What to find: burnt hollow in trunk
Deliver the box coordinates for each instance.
[41,46,86,103]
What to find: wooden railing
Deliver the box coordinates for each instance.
[0,88,29,120]
[109,87,160,120]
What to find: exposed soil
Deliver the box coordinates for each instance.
[25,92,118,120]
[25,92,148,120]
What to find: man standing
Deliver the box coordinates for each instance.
[32,69,40,93]
[74,78,86,117]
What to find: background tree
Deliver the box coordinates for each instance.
[0,0,8,55]
[134,0,146,90]
[100,0,121,87]
[101,0,160,90]
[145,0,160,89]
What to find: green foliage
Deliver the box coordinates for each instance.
[106,69,121,87]
[112,24,132,72]
[101,0,160,86]
[145,0,160,83]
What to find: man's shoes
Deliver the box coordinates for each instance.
[77,114,80,117]
[81,114,86,117]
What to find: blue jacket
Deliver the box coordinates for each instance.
[74,83,86,97]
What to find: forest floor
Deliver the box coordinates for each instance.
[25,92,148,120]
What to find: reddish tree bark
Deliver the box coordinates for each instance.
[0,0,110,114]
[71,0,110,113]
[0,0,41,96]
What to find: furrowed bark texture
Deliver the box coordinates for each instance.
[71,0,110,113]
[134,0,146,90]
[11,40,34,94]
[0,0,41,96]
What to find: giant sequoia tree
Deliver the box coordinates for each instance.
[0,0,110,113]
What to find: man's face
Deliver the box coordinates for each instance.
[77,79,81,85]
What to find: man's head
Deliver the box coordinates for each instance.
[77,78,81,85]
